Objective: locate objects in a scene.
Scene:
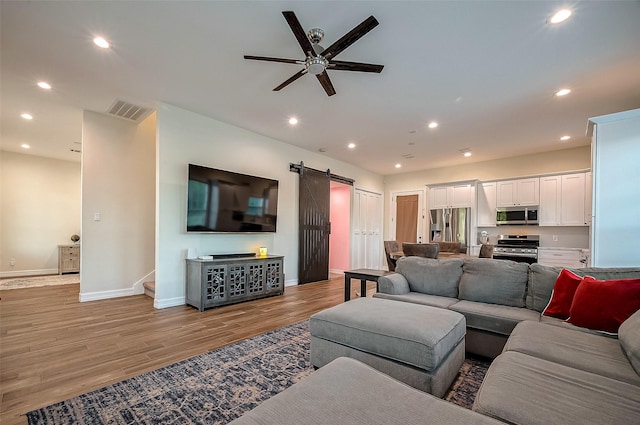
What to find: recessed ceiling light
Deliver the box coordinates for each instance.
[347,142,356,149]
[463,151,472,157]
[460,148,472,157]
[395,163,402,169]
[37,81,51,90]
[288,117,298,125]
[428,121,438,129]
[555,88,571,97]
[93,37,110,49]
[21,113,33,120]
[21,144,30,149]
[548,9,572,24]
[560,135,571,141]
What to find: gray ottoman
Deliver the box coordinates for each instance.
[310,297,466,397]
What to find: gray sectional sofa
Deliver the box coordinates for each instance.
[229,257,640,425]
[374,256,640,358]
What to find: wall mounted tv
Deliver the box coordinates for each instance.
[187,164,279,233]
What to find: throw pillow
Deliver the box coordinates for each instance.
[567,276,640,334]
[542,269,583,319]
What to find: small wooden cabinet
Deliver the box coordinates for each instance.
[58,244,80,274]
[186,255,284,311]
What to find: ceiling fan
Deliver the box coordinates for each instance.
[244,11,384,96]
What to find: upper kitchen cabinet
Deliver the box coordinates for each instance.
[496,178,539,207]
[539,173,589,226]
[588,108,640,267]
[429,183,474,209]
[477,182,497,227]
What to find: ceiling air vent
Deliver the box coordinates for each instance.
[106,99,153,122]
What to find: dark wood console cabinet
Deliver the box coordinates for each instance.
[185,255,284,311]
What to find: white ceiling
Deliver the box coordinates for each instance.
[2,1,640,175]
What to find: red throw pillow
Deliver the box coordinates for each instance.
[542,269,583,319]
[567,276,640,334]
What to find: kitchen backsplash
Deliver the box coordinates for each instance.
[477,225,589,248]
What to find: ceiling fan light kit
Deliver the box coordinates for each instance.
[244,11,384,96]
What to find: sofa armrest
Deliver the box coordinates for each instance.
[377,273,410,295]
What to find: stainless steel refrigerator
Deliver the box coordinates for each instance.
[429,208,470,251]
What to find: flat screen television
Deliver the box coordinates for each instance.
[187,164,278,233]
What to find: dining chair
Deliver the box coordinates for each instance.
[401,242,440,259]
[384,240,400,271]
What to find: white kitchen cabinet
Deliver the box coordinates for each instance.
[496,178,539,207]
[539,176,561,226]
[584,171,592,226]
[561,173,587,226]
[429,183,473,209]
[537,248,584,268]
[539,173,588,226]
[477,182,497,227]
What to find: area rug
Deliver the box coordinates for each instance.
[0,274,79,290]
[27,321,490,424]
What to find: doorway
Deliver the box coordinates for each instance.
[391,190,425,245]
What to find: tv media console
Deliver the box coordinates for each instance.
[185,255,284,311]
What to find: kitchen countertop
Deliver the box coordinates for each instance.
[538,247,589,252]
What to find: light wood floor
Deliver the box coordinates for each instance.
[0,275,362,425]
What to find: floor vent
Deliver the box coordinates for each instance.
[106,99,153,122]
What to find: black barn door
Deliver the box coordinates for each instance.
[298,167,331,284]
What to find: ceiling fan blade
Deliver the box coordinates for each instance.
[321,16,379,60]
[282,11,314,57]
[329,60,384,73]
[244,55,301,65]
[316,71,336,96]
[274,69,307,91]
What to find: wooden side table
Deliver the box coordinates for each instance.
[58,244,80,274]
[343,269,392,301]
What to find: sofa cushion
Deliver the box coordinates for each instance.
[542,269,583,319]
[567,276,640,334]
[229,357,505,425]
[619,309,640,376]
[473,351,640,425]
[458,259,529,307]
[373,292,459,309]
[526,263,563,312]
[448,300,540,336]
[527,265,640,313]
[539,315,619,337]
[309,298,466,371]
[503,320,640,385]
[396,257,464,298]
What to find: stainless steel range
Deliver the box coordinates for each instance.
[492,235,539,264]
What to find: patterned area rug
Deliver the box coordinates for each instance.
[0,274,79,290]
[27,321,490,424]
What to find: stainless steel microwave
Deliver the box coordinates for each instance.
[496,207,539,225]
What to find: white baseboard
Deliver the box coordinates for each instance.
[79,287,137,302]
[0,268,58,278]
[285,278,298,287]
[329,268,345,275]
[154,296,185,309]
[79,270,154,301]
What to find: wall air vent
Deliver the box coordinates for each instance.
[106,99,153,122]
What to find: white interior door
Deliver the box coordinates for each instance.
[352,189,382,270]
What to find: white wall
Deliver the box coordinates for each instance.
[384,146,591,241]
[80,111,156,300]
[590,109,640,266]
[155,103,383,308]
[0,151,80,277]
